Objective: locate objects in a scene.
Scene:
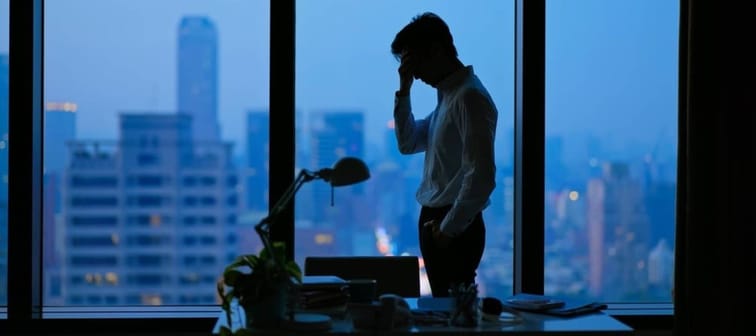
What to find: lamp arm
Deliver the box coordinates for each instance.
[271,170,316,218]
[254,169,318,260]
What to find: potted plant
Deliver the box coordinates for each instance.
[217,241,302,334]
[216,158,370,335]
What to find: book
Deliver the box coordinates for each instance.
[504,293,565,310]
[503,293,607,317]
[300,275,348,291]
[540,301,608,317]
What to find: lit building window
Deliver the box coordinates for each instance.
[105,272,118,285]
[314,234,333,245]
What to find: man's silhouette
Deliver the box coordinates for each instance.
[391,12,498,297]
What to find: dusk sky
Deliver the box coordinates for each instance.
[0,0,681,305]
[1,0,678,161]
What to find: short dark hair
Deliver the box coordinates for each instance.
[391,12,458,61]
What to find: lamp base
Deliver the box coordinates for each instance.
[280,313,332,332]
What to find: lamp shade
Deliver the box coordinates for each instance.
[327,157,370,187]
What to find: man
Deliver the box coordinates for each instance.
[391,12,498,297]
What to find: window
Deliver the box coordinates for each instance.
[42,0,265,306]
[70,256,118,267]
[137,153,160,166]
[126,215,170,227]
[132,175,165,187]
[70,176,118,188]
[125,235,171,247]
[544,0,678,302]
[70,236,118,248]
[129,195,168,207]
[71,216,118,227]
[126,274,169,286]
[126,255,171,268]
[182,176,197,187]
[294,1,515,298]
[199,196,216,206]
[71,196,118,207]
[3,0,678,326]
[199,176,216,186]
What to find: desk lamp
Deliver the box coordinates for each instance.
[255,156,370,331]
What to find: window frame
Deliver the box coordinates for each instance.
[7,0,44,323]
[2,0,676,332]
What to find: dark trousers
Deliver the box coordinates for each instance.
[418,205,485,297]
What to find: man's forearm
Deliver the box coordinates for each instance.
[393,93,428,154]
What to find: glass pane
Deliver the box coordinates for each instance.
[44,0,268,306]
[0,0,8,307]
[295,1,515,298]
[545,0,678,302]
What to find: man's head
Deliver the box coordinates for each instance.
[391,12,459,86]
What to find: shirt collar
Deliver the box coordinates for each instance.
[436,65,473,92]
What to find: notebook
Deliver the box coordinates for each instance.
[503,293,607,317]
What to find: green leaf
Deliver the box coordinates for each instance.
[284,261,302,282]
[241,255,260,268]
[218,241,307,307]
[258,247,271,260]
[234,328,254,336]
[224,256,248,270]
[219,326,233,336]
[223,270,244,287]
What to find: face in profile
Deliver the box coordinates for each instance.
[402,51,437,86]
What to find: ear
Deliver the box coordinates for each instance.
[428,41,446,58]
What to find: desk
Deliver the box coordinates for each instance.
[213,298,633,335]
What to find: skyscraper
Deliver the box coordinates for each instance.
[178,16,219,142]
[62,113,239,305]
[245,111,269,212]
[586,162,651,300]
[45,102,77,175]
[309,111,364,225]
[43,102,77,305]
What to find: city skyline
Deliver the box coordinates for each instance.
[1,0,679,304]
[20,0,679,161]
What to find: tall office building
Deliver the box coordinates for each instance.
[586,178,605,297]
[586,162,651,300]
[178,16,220,142]
[61,113,239,305]
[309,112,364,223]
[45,102,78,175]
[43,102,78,305]
[647,238,674,298]
[245,111,269,212]
[0,54,8,304]
[642,156,676,248]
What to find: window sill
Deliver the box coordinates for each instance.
[42,305,222,319]
[606,302,673,315]
[2,304,673,333]
[605,303,673,331]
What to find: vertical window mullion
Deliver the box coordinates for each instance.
[8,0,44,321]
[268,0,296,260]
[513,0,545,295]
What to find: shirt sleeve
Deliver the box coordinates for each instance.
[439,89,498,237]
[393,93,431,154]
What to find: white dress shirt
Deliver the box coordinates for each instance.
[393,65,498,237]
